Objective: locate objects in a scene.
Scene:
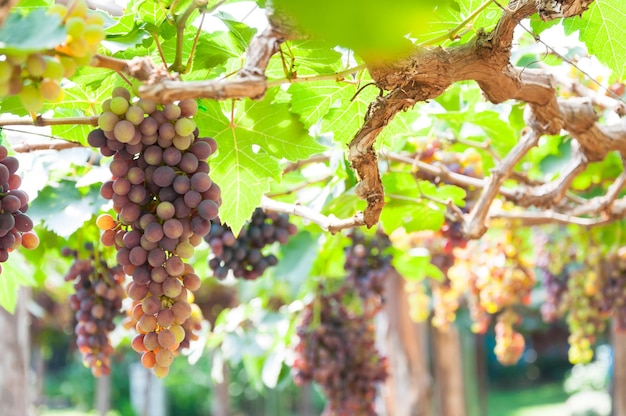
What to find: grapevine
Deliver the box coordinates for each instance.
[92,86,219,377]
[205,208,297,280]
[63,244,125,377]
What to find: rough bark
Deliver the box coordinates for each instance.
[0,288,30,416]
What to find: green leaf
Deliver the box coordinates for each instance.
[102,26,151,54]
[261,349,286,389]
[0,8,66,54]
[131,0,168,26]
[391,248,431,281]
[564,0,626,79]
[319,84,378,143]
[420,0,501,45]
[0,252,36,313]
[196,91,324,232]
[266,39,344,79]
[27,181,102,237]
[215,11,257,52]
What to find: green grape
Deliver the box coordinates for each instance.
[25,54,46,77]
[174,118,196,136]
[0,61,13,83]
[48,3,68,18]
[6,54,26,66]
[66,17,86,38]
[98,111,119,131]
[125,105,145,125]
[59,57,77,78]
[101,98,112,113]
[42,56,65,80]
[112,86,131,100]
[19,84,43,112]
[114,120,136,143]
[84,24,105,45]
[40,79,63,102]
[110,96,129,116]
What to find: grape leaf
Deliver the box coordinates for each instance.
[390,248,431,282]
[0,252,36,314]
[196,91,324,233]
[320,84,379,144]
[0,8,66,54]
[215,11,257,51]
[564,0,626,79]
[288,82,355,129]
[265,40,344,79]
[27,181,101,237]
[419,0,501,45]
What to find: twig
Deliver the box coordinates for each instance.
[91,55,157,82]
[282,153,331,174]
[0,115,99,127]
[489,209,613,227]
[464,129,542,238]
[265,64,367,88]
[11,141,84,152]
[265,175,332,197]
[141,27,284,101]
[260,195,365,233]
[513,144,588,208]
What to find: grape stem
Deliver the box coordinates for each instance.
[171,0,225,73]
[0,115,99,127]
[90,55,158,82]
[265,64,368,88]
[260,195,365,233]
[11,141,83,153]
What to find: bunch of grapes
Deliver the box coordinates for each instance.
[411,136,484,188]
[389,222,468,331]
[63,245,125,377]
[205,208,297,280]
[90,86,219,377]
[600,247,626,331]
[563,265,606,364]
[494,308,525,365]
[534,234,570,322]
[533,230,608,364]
[1,0,104,112]
[292,287,387,416]
[0,144,39,272]
[344,230,392,298]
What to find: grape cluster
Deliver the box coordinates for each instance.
[0,145,39,272]
[494,308,525,366]
[533,231,608,364]
[205,208,297,280]
[64,245,125,377]
[90,86,219,377]
[292,287,387,416]
[600,247,626,331]
[344,230,392,298]
[1,1,104,112]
